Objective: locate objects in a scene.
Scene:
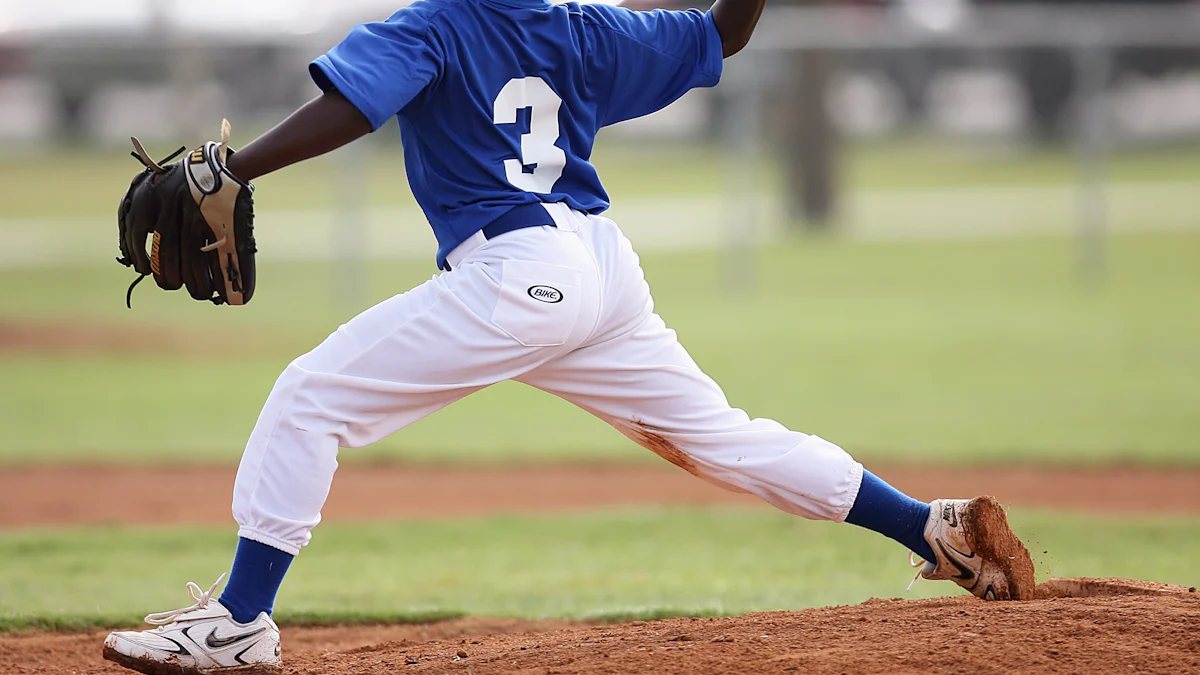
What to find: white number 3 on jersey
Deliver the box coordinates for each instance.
[493,77,566,194]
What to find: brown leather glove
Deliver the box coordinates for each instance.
[116,120,256,308]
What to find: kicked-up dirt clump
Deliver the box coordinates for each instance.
[963,495,1038,600]
[2,579,1196,675]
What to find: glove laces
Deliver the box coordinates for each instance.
[119,140,186,310]
[143,574,226,626]
[906,551,927,592]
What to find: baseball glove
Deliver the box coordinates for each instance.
[116,119,256,308]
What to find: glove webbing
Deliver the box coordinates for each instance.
[116,143,186,309]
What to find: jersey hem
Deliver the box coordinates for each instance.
[309,57,392,132]
[699,11,725,85]
[437,201,560,269]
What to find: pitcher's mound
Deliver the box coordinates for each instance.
[292,578,1198,674]
[3,579,1196,674]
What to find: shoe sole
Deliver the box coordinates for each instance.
[102,645,281,675]
[962,496,1036,601]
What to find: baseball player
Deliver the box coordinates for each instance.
[104,0,1033,672]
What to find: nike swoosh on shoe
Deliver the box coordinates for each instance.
[205,627,267,650]
[941,503,959,529]
[124,633,192,656]
[935,538,976,582]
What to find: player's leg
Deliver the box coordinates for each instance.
[519,214,1033,601]
[217,279,484,627]
[519,310,930,536]
[104,225,603,674]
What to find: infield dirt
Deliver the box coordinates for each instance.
[3,464,1199,673]
[3,463,1199,528]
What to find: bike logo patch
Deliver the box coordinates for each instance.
[527,285,563,304]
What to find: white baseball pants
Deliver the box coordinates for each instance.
[233,204,864,555]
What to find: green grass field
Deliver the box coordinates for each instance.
[2,507,1196,631]
[2,231,1197,465]
[0,141,1197,634]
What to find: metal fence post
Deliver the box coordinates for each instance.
[333,138,371,308]
[721,48,764,298]
[1072,38,1113,287]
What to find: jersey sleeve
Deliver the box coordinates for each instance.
[309,6,443,131]
[586,7,725,128]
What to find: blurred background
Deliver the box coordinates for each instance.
[1,0,1197,462]
[0,0,1197,633]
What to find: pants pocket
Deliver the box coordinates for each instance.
[491,259,582,347]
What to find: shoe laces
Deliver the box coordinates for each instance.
[143,574,226,626]
[906,551,926,592]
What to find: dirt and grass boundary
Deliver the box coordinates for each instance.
[3,462,1197,674]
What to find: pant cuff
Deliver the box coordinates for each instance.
[237,528,302,557]
[832,460,865,523]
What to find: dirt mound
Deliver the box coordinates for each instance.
[286,580,1198,675]
[3,580,1196,675]
[0,618,577,675]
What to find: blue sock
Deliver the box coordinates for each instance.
[845,470,936,563]
[219,538,294,624]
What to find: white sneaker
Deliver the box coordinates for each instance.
[103,575,282,675]
[909,496,1035,601]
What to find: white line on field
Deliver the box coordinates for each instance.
[0,181,1195,268]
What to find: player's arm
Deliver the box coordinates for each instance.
[229,6,441,182]
[710,0,768,58]
[226,89,371,182]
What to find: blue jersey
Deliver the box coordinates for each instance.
[310,0,724,269]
